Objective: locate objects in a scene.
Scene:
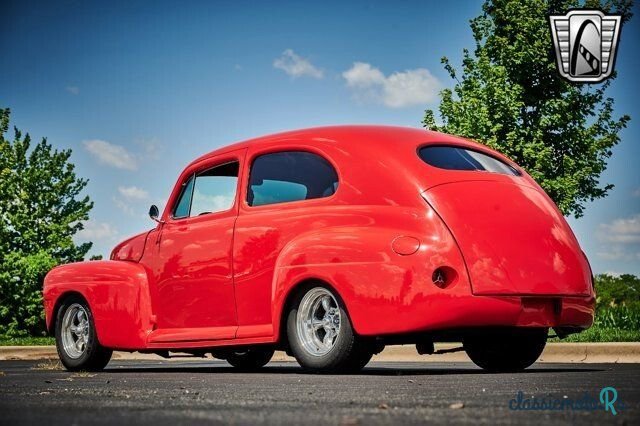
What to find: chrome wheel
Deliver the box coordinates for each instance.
[61,303,90,359]
[296,287,341,356]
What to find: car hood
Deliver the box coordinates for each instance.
[110,230,154,262]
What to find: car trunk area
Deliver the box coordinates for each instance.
[422,179,592,297]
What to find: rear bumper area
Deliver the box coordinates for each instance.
[458,295,595,329]
[450,296,595,329]
[357,294,595,337]
[435,295,595,330]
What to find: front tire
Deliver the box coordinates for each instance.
[287,286,372,373]
[55,295,112,371]
[463,328,547,372]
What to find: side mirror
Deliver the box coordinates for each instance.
[148,204,163,223]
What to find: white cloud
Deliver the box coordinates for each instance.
[135,137,163,161]
[597,214,640,244]
[633,188,640,197]
[83,139,138,170]
[66,86,80,95]
[112,196,143,218]
[342,62,441,108]
[118,186,149,201]
[342,62,386,88]
[273,49,324,79]
[76,220,119,242]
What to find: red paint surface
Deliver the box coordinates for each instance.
[43,125,595,351]
[391,236,421,256]
[424,180,592,296]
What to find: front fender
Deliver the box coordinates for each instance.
[43,260,153,350]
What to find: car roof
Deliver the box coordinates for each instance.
[187,125,490,168]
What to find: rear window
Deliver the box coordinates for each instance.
[418,146,519,176]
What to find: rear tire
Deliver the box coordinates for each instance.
[287,285,371,373]
[463,328,547,372]
[55,295,112,371]
[225,347,275,370]
[343,345,375,371]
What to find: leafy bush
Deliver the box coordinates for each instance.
[593,273,640,336]
[0,252,57,337]
[594,273,640,311]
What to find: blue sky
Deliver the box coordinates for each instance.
[2,0,639,275]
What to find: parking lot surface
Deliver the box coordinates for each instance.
[0,360,638,425]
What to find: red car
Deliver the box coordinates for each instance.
[44,125,595,373]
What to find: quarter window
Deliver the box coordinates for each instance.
[418,146,519,176]
[248,151,338,207]
[172,176,194,218]
[172,161,239,218]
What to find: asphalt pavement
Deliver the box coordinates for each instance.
[1,360,638,425]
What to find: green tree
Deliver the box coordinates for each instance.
[423,0,633,217]
[0,108,93,336]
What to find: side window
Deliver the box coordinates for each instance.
[248,151,338,207]
[190,162,239,216]
[172,161,239,218]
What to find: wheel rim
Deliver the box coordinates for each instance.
[296,288,341,356]
[61,303,90,359]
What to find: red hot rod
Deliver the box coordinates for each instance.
[44,125,595,372]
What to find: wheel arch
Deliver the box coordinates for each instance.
[276,276,353,351]
[48,290,88,335]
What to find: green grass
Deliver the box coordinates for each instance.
[547,304,640,343]
[551,327,640,343]
[0,336,55,346]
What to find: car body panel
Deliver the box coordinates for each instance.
[111,231,151,262]
[43,260,153,350]
[43,125,595,352]
[423,180,592,296]
[146,213,238,332]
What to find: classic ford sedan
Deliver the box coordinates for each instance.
[44,125,595,372]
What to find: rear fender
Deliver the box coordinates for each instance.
[271,205,471,337]
[43,260,153,350]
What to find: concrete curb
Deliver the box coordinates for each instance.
[2,343,639,363]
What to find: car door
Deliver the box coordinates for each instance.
[145,150,245,343]
[233,148,340,339]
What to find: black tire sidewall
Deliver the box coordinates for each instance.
[226,348,275,369]
[286,285,362,372]
[464,328,547,372]
[55,295,111,371]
